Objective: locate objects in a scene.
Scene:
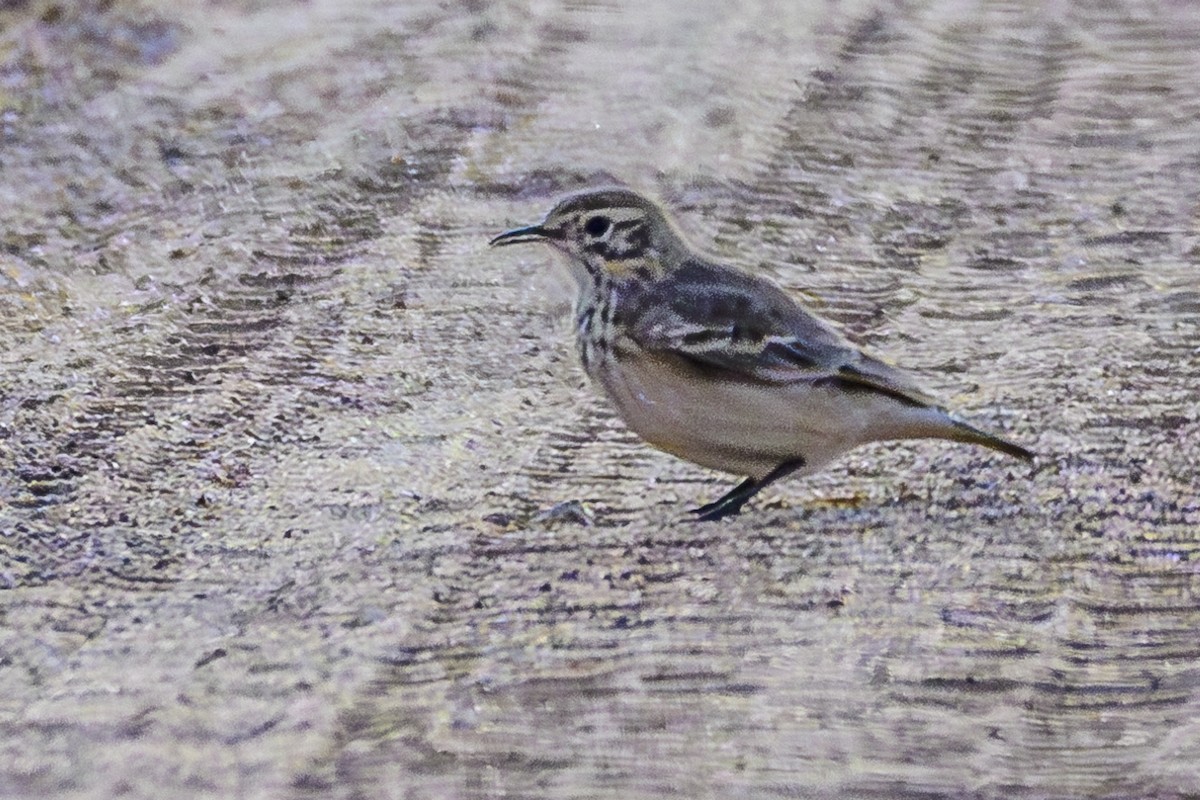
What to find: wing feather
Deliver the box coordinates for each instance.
[625,259,939,407]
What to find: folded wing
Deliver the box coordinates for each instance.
[625,258,940,408]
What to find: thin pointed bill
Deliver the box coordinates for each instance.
[489,224,550,247]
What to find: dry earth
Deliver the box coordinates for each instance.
[1,1,1199,798]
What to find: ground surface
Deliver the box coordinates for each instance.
[2,1,1199,798]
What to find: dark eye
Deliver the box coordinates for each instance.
[584,216,611,238]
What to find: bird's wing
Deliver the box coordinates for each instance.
[626,260,939,408]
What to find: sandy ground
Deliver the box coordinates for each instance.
[2,0,1199,797]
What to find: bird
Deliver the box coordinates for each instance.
[489,187,1033,521]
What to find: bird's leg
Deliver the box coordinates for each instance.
[690,477,757,519]
[690,458,806,522]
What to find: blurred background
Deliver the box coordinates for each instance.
[1,1,1198,797]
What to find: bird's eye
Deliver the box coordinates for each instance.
[584,216,611,238]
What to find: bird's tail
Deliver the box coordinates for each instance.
[946,417,1035,461]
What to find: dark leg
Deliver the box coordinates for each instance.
[689,458,806,522]
[689,477,756,518]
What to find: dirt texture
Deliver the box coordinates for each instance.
[1,1,1199,798]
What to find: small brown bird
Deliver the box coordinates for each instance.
[491,188,1033,521]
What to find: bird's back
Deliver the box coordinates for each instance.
[624,257,933,402]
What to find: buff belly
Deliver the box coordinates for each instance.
[592,350,957,480]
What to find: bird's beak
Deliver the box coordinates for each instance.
[489,224,552,247]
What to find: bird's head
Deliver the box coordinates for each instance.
[490,188,683,285]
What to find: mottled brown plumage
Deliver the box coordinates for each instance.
[492,188,1032,520]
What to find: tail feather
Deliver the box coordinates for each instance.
[948,418,1035,461]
